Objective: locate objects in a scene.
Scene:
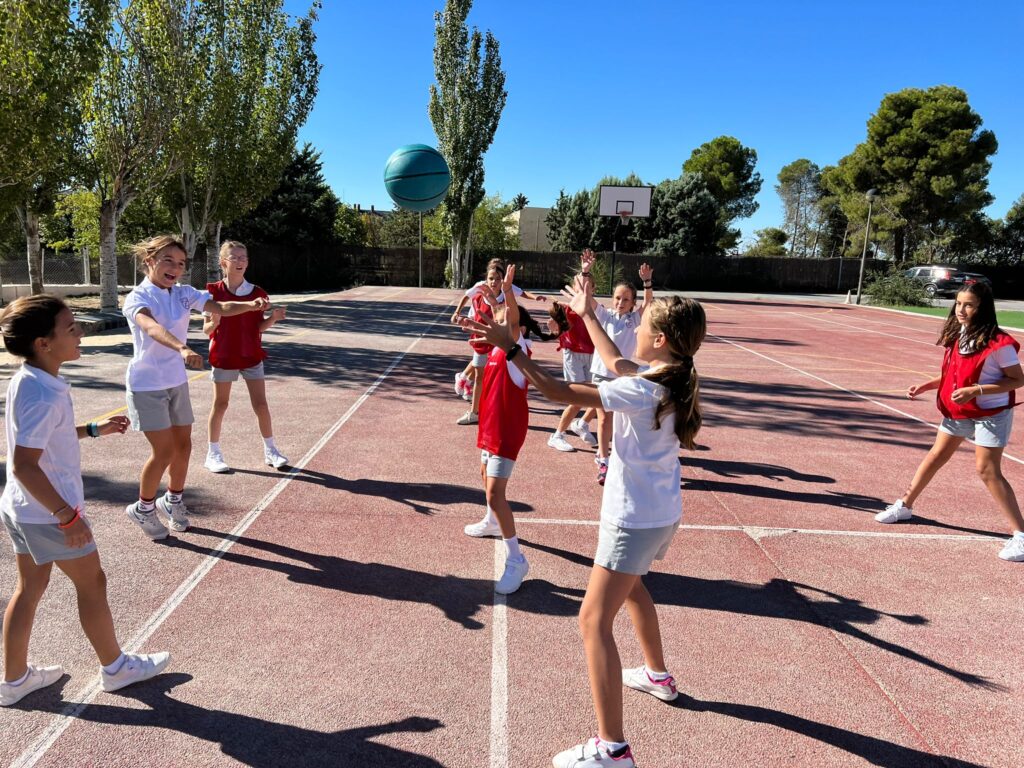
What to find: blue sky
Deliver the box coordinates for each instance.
[292,0,1023,246]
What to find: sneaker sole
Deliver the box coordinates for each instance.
[266,460,289,469]
[205,464,230,474]
[102,657,171,693]
[126,506,168,540]
[875,512,912,524]
[464,527,502,538]
[548,443,576,452]
[624,680,678,701]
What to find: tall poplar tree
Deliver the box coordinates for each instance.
[429,0,507,287]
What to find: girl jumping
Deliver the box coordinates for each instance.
[203,241,289,473]
[1,295,170,706]
[877,282,1024,562]
[462,275,705,768]
[122,235,268,538]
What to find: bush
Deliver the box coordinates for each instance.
[865,269,932,307]
[562,253,624,296]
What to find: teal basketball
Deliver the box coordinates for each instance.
[384,144,451,212]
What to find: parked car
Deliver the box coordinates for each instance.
[902,265,991,297]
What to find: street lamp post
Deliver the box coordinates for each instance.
[855,189,878,305]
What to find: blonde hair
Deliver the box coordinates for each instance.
[132,235,187,274]
[219,240,248,260]
[640,296,707,449]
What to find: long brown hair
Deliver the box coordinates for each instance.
[640,296,707,449]
[0,294,68,359]
[937,282,999,352]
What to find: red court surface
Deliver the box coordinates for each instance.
[1,287,1021,768]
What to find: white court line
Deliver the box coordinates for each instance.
[489,542,509,768]
[515,518,1002,541]
[11,305,450,768]
[709,333,1024,467]
[796,311,939,347]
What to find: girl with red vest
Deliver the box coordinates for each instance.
[877,283,1024,562]
[462,265,552,595]
[451,264,503,426]
[546,300,599,452]
[202,242,288,474]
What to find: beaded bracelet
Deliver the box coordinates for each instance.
[86,422,99,438]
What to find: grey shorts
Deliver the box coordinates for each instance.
[480,450,516,479]
[594,518,679,576]
[3,514,97,565]
[939,409,1014,448]
[471,351,489,368]
[563,350,593,383]
[211,362,265,383]
[127,383,194,432]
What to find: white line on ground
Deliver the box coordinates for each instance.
[10,304,450,768]
[708,333,1024,467]
[515,518,1002,541]
[490,542,509,768]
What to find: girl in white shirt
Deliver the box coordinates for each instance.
[0,295,169,707]
[122,235,268,538]
[462,274,705,768]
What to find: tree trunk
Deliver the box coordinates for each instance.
[178,204,200,262]
[99,199,120,309]
[205,220,222,285]
[23,207,43,294]
[448,239,463,288]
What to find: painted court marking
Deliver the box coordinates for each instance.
[490,542,509,768]
[11,305,450,768]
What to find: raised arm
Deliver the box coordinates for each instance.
[501,265,520,330]
[581,249,598,309]
[637,262,654,316]
[564,278,640,377]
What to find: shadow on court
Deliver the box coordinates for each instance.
[161,528,579,630]
[21,675,447,767]
[521,539,1001,690]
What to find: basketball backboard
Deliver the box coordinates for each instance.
[598,185,653,219]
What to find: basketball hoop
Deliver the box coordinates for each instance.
[618,210,632,226]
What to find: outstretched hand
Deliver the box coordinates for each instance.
[639,262,653,282]
[560,275,594,319]
[581,249,596,273]
[502,264,516,295]
[458,309,515,350]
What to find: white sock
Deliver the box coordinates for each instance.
[102,653,126,674]
[5,668,31,686]
[165,490,183,504]
[504,536,523,561]
[208,441,221,454]
[598,738,629,755]
[137,498,156,513]
[645,665,671,680]
[484,507,498,526]
[263,437,277,451]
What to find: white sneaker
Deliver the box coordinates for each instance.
[622,665,679,701]
[101,652,171,693]
[570,418,598,447]
[495,556,529,595]
[204,450,230,473]
[155,495,189,533]
[998,536,1024,562]
[126,503,168,540]
[264,446,289,469]
[552,738,635,768]
[548,432,576,452]
[455,372,468,397]
[456,410,478,426]
[875,499,912,524]
[464,518,502,538]
[0,664,63,706]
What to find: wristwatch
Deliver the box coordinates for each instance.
[506,343,522,361]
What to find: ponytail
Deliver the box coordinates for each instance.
[640,297,707,449]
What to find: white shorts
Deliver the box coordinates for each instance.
[939,409,1013,448]
[480,450,515,479]
[563,350,593,383]
[471,351,489,368]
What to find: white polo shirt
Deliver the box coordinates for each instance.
[598,367,682,529]
[1,365,84,524]
[591,303,641,378]
[123,278,211,391]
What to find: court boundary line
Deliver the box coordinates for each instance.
[708,333,1024,467]
[490,542,509,768]
[10,303,450,768]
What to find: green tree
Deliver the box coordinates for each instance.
[638,174,726,259]
[168,0,320,283]
[743,227,789,257]
[470,194,520,257]
[776,159,822,257]
[512,193,528,211]
[335,204,367,247]
[224,144,339,251]
[830,85,997,263]
[379,207,424,248]
[80,0,187,307]
[0,0,111,293]
[683,136,762,249]
[429,0,507,287]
